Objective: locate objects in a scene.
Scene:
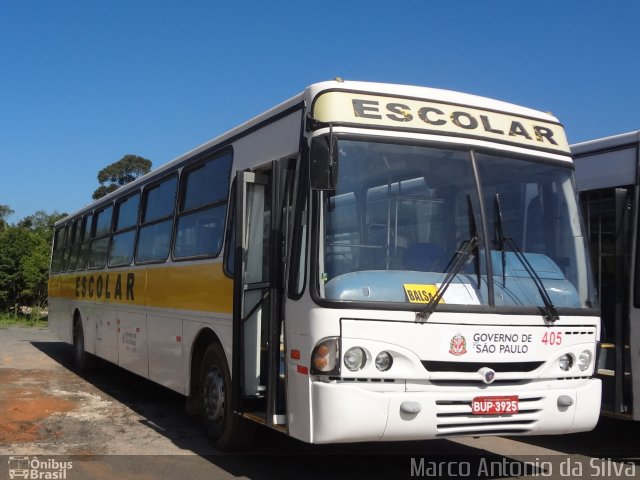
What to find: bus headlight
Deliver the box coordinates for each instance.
[344,347,367,371]
[559,354,574,371]
[311,337,339,375]
[578,350,592,371]
[375,351,393,371]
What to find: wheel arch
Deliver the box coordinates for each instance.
[187,327,225,414]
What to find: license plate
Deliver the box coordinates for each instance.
[471,395,519,415]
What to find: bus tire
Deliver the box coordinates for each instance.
[73,318,97,372]
[200,342,256,450]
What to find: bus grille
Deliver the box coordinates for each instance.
[422,361,544,373]
[434,396,543,436]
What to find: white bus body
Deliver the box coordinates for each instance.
[49,80,601,448]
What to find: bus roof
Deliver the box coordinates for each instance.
[56,79,564,226]
[572,130,640,192]
[572,130,640,156]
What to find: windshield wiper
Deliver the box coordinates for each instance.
[494,193,507,287]
[417,196,480,323]
[493,194,559,322]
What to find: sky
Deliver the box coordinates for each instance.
[1,1,639,223]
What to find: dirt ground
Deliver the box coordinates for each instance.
[0,326,215,456]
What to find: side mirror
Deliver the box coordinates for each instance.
[310,135,339,190]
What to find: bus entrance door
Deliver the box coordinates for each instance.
[232,164,287,428]
[581,187,633,416]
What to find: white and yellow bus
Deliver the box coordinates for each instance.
[48,80,601,449]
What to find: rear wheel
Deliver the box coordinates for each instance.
[73,317,97,372]
[200,342,256,450]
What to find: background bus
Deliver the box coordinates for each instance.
[573,131,640,419]
[49,80,601,449]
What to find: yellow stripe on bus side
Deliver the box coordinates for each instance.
[48,263,233,314]
[146,263,233,313]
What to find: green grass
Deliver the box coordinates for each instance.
[0,312,48,328]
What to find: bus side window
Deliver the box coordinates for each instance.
[58,224,71,272]
[66,218,81,271]
[88,205,113,269]
[77,213,93,271]
[136,175,178,263]
[174,151,232,259]
[109,193,140,267]
[50,226,66,273]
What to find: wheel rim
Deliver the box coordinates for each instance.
[202,365,225,427]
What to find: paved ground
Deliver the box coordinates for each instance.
[1,326,639,479]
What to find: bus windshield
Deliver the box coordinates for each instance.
[318,139,595,311]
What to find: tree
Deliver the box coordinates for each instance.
[21,239,51,307]
[18,210,66,244]
[0,226,46,310]
[0,204,14,230]
[0,209,65,311]
[93,154,152,200]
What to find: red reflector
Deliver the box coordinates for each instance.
[176,336,182,342]
[291,349,301,360]
[136,328,140,333]
[297,365,309,375]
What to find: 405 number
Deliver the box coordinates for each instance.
[541,331,563,345]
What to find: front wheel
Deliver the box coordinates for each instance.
[200,342,256,450]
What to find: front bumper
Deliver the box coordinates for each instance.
[310,378,601,443]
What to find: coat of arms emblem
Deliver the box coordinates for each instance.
[449,333,467,356]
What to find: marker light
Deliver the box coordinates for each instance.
[578,350,592,371]
[375,351,393,371]
[559,354,573,371]
[344,347,367,371]
[311,338,339,375]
